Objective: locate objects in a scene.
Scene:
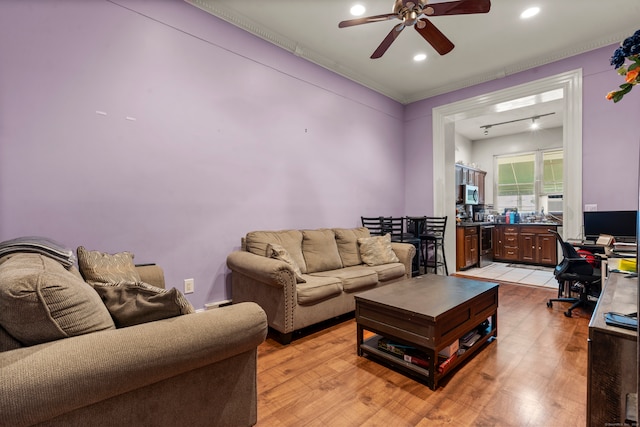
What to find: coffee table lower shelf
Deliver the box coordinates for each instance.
[360,335,432,381]
[360,330,496,389]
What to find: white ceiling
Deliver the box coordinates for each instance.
[185,0,639,140]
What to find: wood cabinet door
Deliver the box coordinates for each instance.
[537,232,558,265]
[455,165,462,187]
[456,227,466,270]
[462,168,470,185]
[493,227,503,259]
[477,171,486,204]
[469,234,478,266]
[520,232,535,263]
[464,234,478,268]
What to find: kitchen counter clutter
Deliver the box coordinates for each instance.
[457,221,561,227]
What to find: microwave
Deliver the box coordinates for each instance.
[464,185,479,205]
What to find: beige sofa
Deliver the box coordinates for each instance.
[227,227,416,344]
[0,252,268,427]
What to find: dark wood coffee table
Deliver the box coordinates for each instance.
[355,275,499,389]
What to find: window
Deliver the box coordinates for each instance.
[542,150,563,194]
[495,149,563,213]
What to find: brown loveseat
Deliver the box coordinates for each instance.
[226,227,416,343]
[0,251,268,427]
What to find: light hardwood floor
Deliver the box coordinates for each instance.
[255,282,591,426]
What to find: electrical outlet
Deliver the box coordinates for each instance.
[184,278,195,294]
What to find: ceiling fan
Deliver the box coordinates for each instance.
[338,0,491,59]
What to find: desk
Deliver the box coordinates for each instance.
[571,242,636,281]
[587,271,638,427]
[572,242,607,254]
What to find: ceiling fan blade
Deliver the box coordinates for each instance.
[371,24,405,59]
[338,13,398,28]
[428,0,491,16]
[415,19,455,55]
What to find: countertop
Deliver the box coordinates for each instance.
[457,221,561,227]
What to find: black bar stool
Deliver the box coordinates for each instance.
[419,216,448,275]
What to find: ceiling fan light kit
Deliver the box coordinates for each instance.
[338,0,491,59]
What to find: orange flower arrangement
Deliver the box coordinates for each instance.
[607,30,640,103]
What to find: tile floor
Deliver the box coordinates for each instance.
[454,261,558,289]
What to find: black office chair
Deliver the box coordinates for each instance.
[546,229,601,317]
[419,217,449,275]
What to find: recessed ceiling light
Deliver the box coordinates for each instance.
[413,53,427,62]
[350,4,365,16]
[520,6,540,19]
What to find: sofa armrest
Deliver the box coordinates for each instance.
[391,242,416,279]
[135,263,165,289]
[227,250,298,335]
[226,250,296,288]
[0,302,267,426]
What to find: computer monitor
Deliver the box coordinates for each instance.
[583,210,638,243]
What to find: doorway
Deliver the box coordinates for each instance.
[432,69,583,272]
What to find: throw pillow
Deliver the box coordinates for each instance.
[0,253,115,346]
[357,234,400,266]
[77,246,141,285]
[92,281,195,328]
[266,243,306,283]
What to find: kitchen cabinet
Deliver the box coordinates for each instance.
[519,226,558,266]
[498,225,520,262]
[456,226,478,270]
[493,224,558,266]
[455,164,487,204]
[493,226,503,259]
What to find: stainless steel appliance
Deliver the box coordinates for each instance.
[464,185,479,205]
[479,224,494,267]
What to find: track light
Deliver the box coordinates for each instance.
[530,117,540,130]
[480,112,554,135]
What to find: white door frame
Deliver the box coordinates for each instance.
[432,69,583,271]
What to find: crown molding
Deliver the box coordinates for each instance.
[185,0,404,101]
[185,1,635,105]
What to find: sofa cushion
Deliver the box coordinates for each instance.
[309,266,378,292]
[0,253,115,346]
[267,243,306,283]
[302,229,343,273]
[77,246,141,285]
[296,276,342,305]
[367,262,406,282]
[91,281,195,328]
[245,230,307,273]
[357,234,400,266]
[333,227,370,267]
[0,324,22,352]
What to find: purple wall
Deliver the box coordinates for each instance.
[1,0,638,308]
[404,44,640,215]
[0,0,404,308]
